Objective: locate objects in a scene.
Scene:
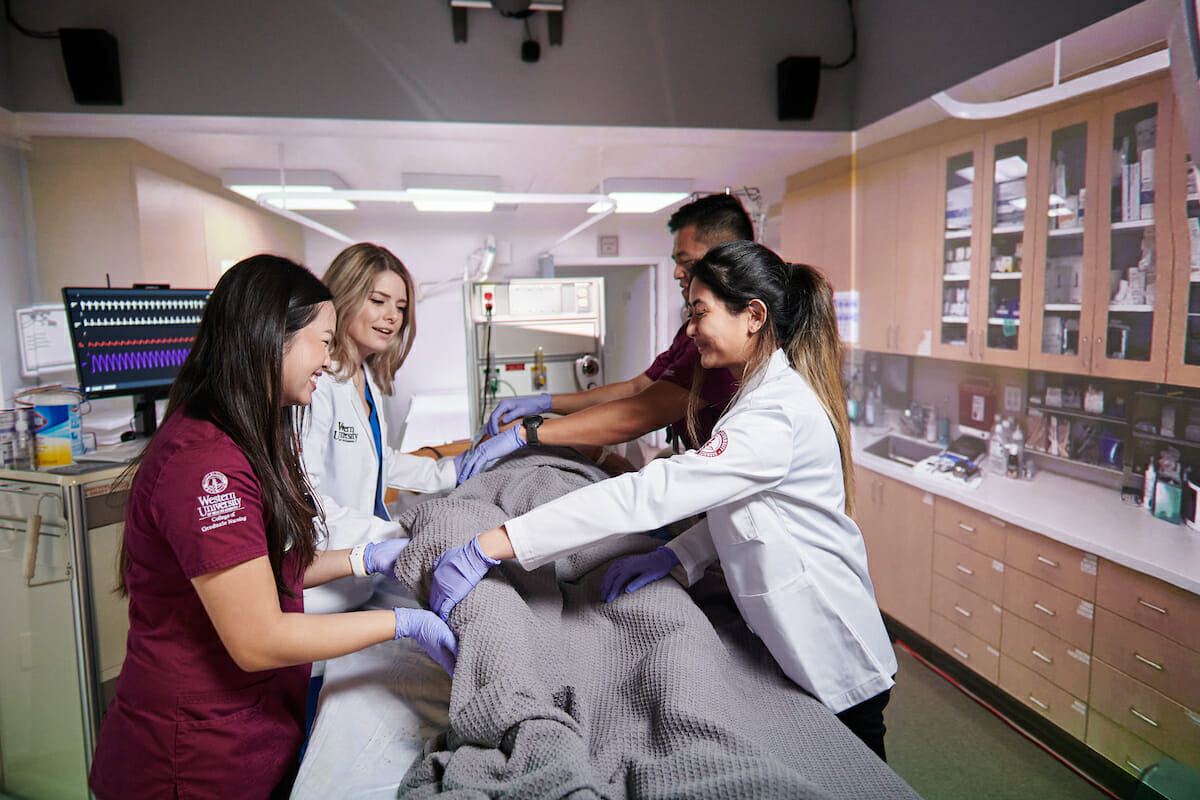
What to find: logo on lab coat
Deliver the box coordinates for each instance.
[697,429,728,458]
[333,421,358,443]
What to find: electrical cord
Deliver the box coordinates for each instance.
[894,639,1121,799]
[822,0,856,70]
[4,0,58,39]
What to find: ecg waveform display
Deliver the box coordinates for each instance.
[62,286,212,399]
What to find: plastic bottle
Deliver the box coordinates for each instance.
[12,412,36,471]
[864,387,878,428]
[1010,422,1025,478]
[988,415,1008,475]
[1143,457,1157,514]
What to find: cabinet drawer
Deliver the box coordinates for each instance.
[1093,607,1200,711]
[1000,611,1091,700]
[1004,526,1097,601]
[1003,568,1095,652]
[933,534,1005,604]
[931,611,999,683]
[1095,560,1200,653]
[933,498,1007,560]
[932,573,1002,646]
[998,655,1087,739]
[1086,710,1169,778]
[1090,659,1200,770]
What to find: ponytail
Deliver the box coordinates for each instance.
[781,265,855,517]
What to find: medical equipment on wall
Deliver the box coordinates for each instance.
[464,278,605,428]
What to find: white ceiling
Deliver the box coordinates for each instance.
[7,1,1169,234]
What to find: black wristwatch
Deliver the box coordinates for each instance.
[522,414,543,446]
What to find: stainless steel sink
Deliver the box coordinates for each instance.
[863,434,942,467]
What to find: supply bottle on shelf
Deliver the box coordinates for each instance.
[12,411,36,471]
[1009,421,1025,479]
[988,415,1008,475]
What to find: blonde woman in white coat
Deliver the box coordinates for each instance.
[429,241,897,760]
[301,243,457,615]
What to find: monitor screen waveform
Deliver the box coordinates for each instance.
[62,286,212,399]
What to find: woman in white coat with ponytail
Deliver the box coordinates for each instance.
[429,240,897,760]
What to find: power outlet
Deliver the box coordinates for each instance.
[1003,385,1024,412]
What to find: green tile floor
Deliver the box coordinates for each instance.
[886,644,1115,800]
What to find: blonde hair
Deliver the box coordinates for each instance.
[322,243,416,396]
[685,241,854,516]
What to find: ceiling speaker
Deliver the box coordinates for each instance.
[59,28,123,106]
[777,56,820,121]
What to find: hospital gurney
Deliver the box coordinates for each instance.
[297,449,919,799]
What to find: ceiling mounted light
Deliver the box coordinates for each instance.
[407,188,497,213]
[587,178,693,214]
[222,169,355,211]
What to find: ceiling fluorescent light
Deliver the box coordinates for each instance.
[407,188,496,213]
[588,178,693,214]
[223,169,355,211]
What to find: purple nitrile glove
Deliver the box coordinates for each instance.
[486,393,552,437]
[363,538,409,576]
[429,535,501,620]
[393,608,457,677]
[601,546,680,603]
[455,425,526,484]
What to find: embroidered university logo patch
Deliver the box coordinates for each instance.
[697,430,728,458]
[333,421,358,443]
[196,470,247,531]
[202,471,228,494]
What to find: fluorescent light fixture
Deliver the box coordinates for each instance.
[407,188,496,213]
[588,177,693,214]
[228,184,356,211]
[222,169,355,211]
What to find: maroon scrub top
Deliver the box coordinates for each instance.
[89,411,310,800]
[644,323,739,449]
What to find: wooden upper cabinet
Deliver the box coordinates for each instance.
[977,119,1041,368]
[1166,105,1200,386]
[891,146,939,356]
[932,135,987,361]
[1090,80,1176,381]
[1027,99,1101,375]
[854,158,898,352]
[781,171,852,293]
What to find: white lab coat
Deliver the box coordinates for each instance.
[301,364,456,613]
[505,349,897,713]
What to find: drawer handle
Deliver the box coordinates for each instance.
[1031,648,1053,665]
[1126,760,1142,773]
[955,564,975,576]
[1029,695,1049,711]
[1034,602,1056,617]
[954,604,972,618]
[1129,707,1159,728]
[1036,555,1059,568]
[957,523,976,533]
[952,647,970,660]
[1137,598,1168,615]
[1133,652,1164,671]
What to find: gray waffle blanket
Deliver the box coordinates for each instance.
[390,449,919,800]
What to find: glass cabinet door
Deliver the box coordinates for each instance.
[1091,84,1174,381]
[935,141,980,359]
[981,127,1036,366]
[1167,148,1200,385]
[1034,119,1091,372]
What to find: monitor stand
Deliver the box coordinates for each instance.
[133,391,164,438]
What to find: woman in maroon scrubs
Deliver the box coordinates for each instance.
[88,256,456,800]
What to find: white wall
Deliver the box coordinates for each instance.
[301,207,682,448]
[0,112,38,405]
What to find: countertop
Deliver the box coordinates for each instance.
[851,421,1200,596]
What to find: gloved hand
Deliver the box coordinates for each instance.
[430,535,501,620]
[394,608,457,677]
[486,393,552,437]
[600,546,680,603]
[455,425,526,484]
[363,538,409,576]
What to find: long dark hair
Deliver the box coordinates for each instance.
[118,255,333,597]
[687,241,854,515]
